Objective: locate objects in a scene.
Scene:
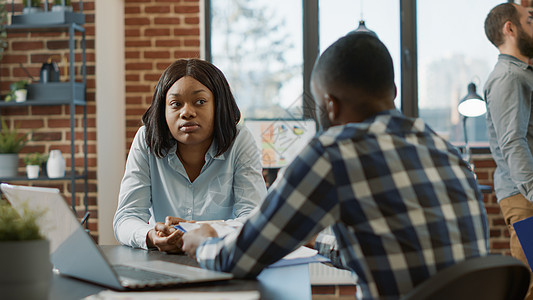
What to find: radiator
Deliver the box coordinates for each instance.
[308,263,355,285]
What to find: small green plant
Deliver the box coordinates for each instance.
[24,152,47,166]
[4,80,29,102]
[24,0,42,8]
[0,200,44,241]
[0,118,28,153]
[54,0,71,5]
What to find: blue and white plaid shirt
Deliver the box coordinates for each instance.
[196,109,489,300]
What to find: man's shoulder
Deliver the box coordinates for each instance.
[317,112,422,147]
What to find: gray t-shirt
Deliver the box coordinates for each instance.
[485,54,533,202]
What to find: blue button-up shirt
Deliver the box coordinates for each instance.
[195,110,489,300]
[114,125,267,249]
[485,54,533,202]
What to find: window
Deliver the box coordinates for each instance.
[207,1,512,144]
[417,0,500,144]
[209,0,303,119]
[319,0,401,108]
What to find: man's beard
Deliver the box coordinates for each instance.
[517,25,533,59]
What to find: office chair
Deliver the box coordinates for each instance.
[401,255,530,300]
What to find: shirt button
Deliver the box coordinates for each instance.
[188,184,192,188]
[187,209,192,214]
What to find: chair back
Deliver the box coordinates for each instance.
[401,255,530,300]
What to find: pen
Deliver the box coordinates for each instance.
[80,212,90,226]
[173,224,187,233]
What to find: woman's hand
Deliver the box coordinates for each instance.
[182,224,218,259]
[146,222,184,253]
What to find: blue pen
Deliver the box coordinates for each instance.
[173,224,187,233]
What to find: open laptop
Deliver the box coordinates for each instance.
[0,183,233,290]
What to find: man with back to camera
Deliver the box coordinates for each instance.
[180,32,489,299]
[485,3,533,299]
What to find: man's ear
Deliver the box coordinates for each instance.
[503,20,515,37]
[324,94,340,122]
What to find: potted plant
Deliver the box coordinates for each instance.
[0,200,52,299]
[22,0,43,14]
[24,152,46,179]
[4,80,29,102]
[52,0,73,12]
[0,118,28,177]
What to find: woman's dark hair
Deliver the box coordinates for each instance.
[142,59,241,158]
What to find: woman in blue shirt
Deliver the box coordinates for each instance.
[113,59,267,252]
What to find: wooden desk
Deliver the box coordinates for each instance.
[49,245,311,300]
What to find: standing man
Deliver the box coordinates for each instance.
[485,3,533,299]
[181,33,489,299]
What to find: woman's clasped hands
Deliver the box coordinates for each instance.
[146,216,195,253]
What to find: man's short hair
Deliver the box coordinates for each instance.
[312,32,395,98]
[485,3,520,47]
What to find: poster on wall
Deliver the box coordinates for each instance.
[244,119,316,168]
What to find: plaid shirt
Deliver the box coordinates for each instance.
[196,109,489,300]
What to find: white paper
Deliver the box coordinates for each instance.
[282,246,318,260]
[178,220,243,238]
[84,290,259,300]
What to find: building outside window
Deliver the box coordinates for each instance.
[208,0,505,145]
[210,0,303,119]
[417,0,500,145]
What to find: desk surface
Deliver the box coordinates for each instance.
[49,245,311,300]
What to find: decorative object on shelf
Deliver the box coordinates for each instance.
[52,0,72,12]
[0,118,28,177]
[23,152,47,179]
[11,0,84,25]
[22,0,43,14]
[40,57,60,83]
[0,200,52,300]
[47,149,65,178]
[5,79,29,102]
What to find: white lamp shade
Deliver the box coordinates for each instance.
[458,98,486,117]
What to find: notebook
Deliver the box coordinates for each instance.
[513,216,533,271]
[0,183,233,290]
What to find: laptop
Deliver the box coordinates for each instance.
[513,216,533,271]
[0,183,233,290]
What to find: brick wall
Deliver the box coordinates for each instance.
[0,1,97,232]
[472,154,510,256]
[124,0,200,148]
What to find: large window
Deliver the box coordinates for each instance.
[207,1,511,144]
[319,0,400,108]
[417,0,500,144]
[210,0,303,119]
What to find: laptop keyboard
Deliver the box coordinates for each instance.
[113,265,186,288]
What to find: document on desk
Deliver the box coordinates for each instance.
[84,290,259,300]
[176,220,243,237]
[177,222,329,267]
[269,246,330,268]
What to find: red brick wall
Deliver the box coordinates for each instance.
[0,1,97,231]
[124,0,200,148]
[472,155,510,256]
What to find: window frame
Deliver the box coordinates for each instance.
[204,0,515,121]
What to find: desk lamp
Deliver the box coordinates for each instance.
[457,82,486,161]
